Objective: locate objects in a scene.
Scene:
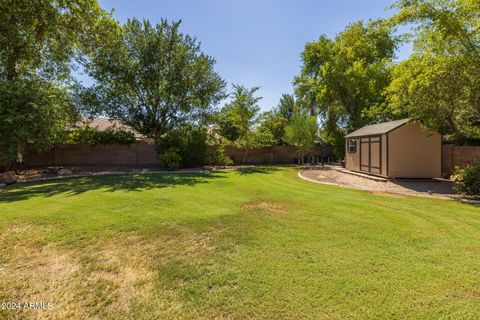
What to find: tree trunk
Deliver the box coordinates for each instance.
[242,149,249,165]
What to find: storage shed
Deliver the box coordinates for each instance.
[345,119,441,179]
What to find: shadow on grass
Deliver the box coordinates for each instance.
[235,166,281,175]
[0,172,226,203]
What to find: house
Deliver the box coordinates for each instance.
[345,119,441,179]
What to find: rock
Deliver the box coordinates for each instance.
[58,168,73,176]
[1,171,17,185]
[45,166,62,174]
[0,183,6,188]
[203,166,215,171]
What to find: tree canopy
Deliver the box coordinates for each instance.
[0,0,117,165]
[387,0,480,144]
[218,85,274,163]
[0,79,75,165]
[0,0,117,81]
[285,110,319,162]
[294,19,398,154]
[81,18,226,139]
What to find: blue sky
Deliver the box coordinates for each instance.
[96,0,413,111]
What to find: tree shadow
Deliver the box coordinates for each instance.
[390,179,456,195]
[0,172,227,203]
[390,179,479,207]
[235,166,281,175]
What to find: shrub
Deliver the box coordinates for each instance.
[453,161,480,197]
[66,126,136,144]
[156,125,209,168]
[205,144,233,166]
[159,148,182,171]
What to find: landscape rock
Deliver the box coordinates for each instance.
[0,183,6,188]
[45,166,63,174]
[203,166,215,171]
[58,168,73,176]
[1,171,17,185]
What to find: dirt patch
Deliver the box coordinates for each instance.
[0,229,156,320]
[244,200,286,214]
[369,191,408,199]
[300,167,458,200]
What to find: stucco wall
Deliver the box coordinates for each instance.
[388,123,441,178]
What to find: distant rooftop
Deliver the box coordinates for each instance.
[77,117,147,140]
[345,119,410,138]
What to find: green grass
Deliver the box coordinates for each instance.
[0,167,479,319]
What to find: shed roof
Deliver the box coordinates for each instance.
[345,119,410,138]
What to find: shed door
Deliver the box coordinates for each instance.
[360,136,382,175]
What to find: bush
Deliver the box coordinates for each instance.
[205,144,233,166]
[157,125,234,168]
[159,148,182,171]
[66,126,136,144]
[453,161,480,197]
[156,125,209,168]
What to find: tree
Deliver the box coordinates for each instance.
[277,94,296,121]
[0,79,75,167]
[219,85,274,164]
[0,0,115,168]
[258,111,289,145]
[294,19,398,155]
[81,18,226,139]
[388,0,480,144]
[285,111,318,164]
[0,0,117,81]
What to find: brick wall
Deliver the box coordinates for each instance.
[226,145,334,165]
[22,144,158,167]
[18,144,334,168]
[442,144,480,176]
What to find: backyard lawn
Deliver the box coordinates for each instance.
[1,167,480,319]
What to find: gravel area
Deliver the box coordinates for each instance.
[300,167,458,200]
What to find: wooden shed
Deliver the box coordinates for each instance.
[345,119,441,179]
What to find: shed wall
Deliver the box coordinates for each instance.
[345,134,388,177]
[345,139,360,172]
[387,123,441,178]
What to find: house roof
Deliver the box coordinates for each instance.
[345,119,410,138]
[77,117,146,140]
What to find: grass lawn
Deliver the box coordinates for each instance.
[1,167,479,319]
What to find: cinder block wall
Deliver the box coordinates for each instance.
[18,144,335,167]
[225,145,334,164]
[22,144,158,167]
[442,145,480,176]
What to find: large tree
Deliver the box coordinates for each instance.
[388,0,480,144]
[81,18,226,139]
[0,79,75,167]
[0,0,116,166]
[0,0,117,81]
[294,19,398,155]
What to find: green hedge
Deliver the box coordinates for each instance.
[66,126,136,145]
[453,161,480,197]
